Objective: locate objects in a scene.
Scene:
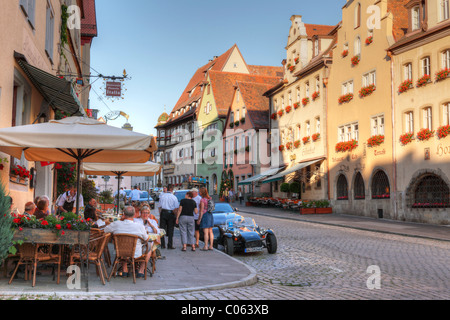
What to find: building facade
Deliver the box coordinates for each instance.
[388,0,450,224]
[0,0,94,212]
[264,16,335,200]
[327,0,408,219]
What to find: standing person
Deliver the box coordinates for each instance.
[56,185,83,214]
[157,185,179,249]
[129,186,141,203]
[198,187,214,251]
[229,189,234,203]
[176,191,198,252]
[238,188,244,205]
[223,187,229,203]
[191,188,202,248]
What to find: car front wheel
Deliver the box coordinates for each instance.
[266,234,277,254]
[224,237,234,256]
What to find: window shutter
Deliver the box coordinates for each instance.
[20,0,28,16]
[28,0,36,28]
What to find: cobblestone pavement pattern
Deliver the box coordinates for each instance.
[2,212,449,300]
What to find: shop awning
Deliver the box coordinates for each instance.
[15,52,86,117]
[261,159,324,184]
[238,167,283,185]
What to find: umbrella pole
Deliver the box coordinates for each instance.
[76,157,82,216]
[116,173,122,215]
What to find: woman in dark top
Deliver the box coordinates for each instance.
[176,191,198,251]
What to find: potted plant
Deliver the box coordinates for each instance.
[312,91,320,101]
[359,84,376,98]
[416,74,431,88]
[338,93,354,104]
[417,128,435,141]
[299,201,316,214]
[302,97,310,106]
[351,55,360,66]
[398,79,413,93]
[0,157,8,171]
[367,135,385,147]
[437,125,450,139]
[435,68,450,82]
[315,200,332,214]
[312,133,320,142]
[400,132,414,146]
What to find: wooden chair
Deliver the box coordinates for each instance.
[9,243,61,287]
[69,233,111,285]
[89,228,112,267]
[108,233,150,284]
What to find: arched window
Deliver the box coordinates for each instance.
[337,174,349,200]
[354,36,361,57]
[355,3,361,28]
[354,172,365,200]
[372,170,390,199]
[413,174,450,208]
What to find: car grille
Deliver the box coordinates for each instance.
[245,240,263,248]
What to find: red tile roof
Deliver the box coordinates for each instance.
[305,24,336,37]
[208,71,283,118]
[235,81,275,129]
[81,0,97,38]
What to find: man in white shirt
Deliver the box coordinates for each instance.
[129,186,142,203]
[104,206,150,278]
[56,185,84,214]
[157,185,179,249]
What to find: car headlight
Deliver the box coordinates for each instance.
[233,230,241,237]
[259,228,267,234]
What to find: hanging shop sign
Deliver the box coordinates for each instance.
[105,81,122,97]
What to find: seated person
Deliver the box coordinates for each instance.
[104,206,150,278]
[23,201,35,217]
[84,198,99,221]
[34,199,49,220]
[134,206,160,248]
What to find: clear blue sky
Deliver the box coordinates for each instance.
[89,0,344,135]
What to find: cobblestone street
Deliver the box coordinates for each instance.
[3,212,448,301]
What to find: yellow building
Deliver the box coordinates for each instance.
[327,0,409,219]
[264,15,335,200]
[0,0,92,212]
[388,0,450,224]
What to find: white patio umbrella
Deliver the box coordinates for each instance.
[0,116,157,214]
[83,161,162,213]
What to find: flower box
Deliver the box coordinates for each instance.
[315,208,333,214]
[365,36,373,45]
[342,50,349,58]
[279,145,285,152]
[312,91,320,101]
[372,194,390,199]
[416,74,431,88]
[435,68,450,82]
[286,142,293,150]
[302,136,310,144]
[398,80,413,93]
[293,102,300,110]
[294,57,299,64]
[417,128,435,141]
[437,125,450,139]
[299,208,316,215]
[240,117,245,124]
[289,65,295,72]
[13,228,90,246]
[234,121,240,127]
[294,140,301,149]
[302,97,310,106]
[312,133,320,142]
[351,55,360,66]
[338,93,354,104]
[285,106,292,113]
[367,135,385,147]
[359,84,376,98]
[335,140,358,152]
[271,113,277,120]
[400,132,414,145]
[230,122,234,128]
[277,110,284,117]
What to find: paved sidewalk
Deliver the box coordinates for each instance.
[0,228,257,297]
[233,202,450,242]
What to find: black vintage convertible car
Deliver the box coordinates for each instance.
[216,215,277,256]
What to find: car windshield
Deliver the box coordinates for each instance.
[224,216,257,230]
[174,191,188,202]
[212,203,234,213]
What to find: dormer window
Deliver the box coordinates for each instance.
[412,6,420,30]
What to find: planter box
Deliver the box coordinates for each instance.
[315,208,333,214]
[13,228,90,245]
[300,208,316,214]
